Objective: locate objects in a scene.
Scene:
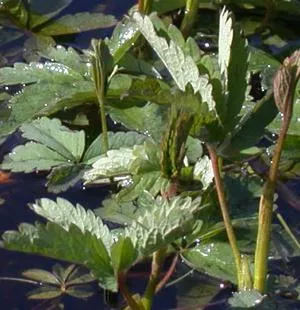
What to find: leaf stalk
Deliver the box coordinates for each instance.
[180,0,199,39]
[206,144,244,289]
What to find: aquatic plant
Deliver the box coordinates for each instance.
[1,0,300,309]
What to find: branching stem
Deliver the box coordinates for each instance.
[118,272,141,310]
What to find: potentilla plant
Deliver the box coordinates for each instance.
[0,1,300,309]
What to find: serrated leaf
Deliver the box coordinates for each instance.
[126,196,203,258]
[39,44,91,77]
[193,156,214,190]
[39,12,117,36]
[83,148,133,183]
[2,221,116,291]
[0,62,83,86]
[22,269,60,285]
[132,13,215,111]
[29,0,73,29]
[29,197,113,250]
[21,117,85,161]
[0,80,95,138]
[1,142,67,172]
[116,172,169,203]
[111,237,137,273]
[26,286,62,300]
[218,8,249,130]
[108,103,168,142]
[83,131,150,164]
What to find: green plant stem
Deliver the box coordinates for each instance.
[275,211,300,250]
[141,248,167,310]
[118,272,141,310]
[180,0,199,39]
[254,115,291,292]
[206,144,243,289]
[91,40,109,154]
[155,254,178,293]
[138,0,153,14]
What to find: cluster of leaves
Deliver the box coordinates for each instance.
[0,0,300,309]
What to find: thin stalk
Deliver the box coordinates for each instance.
[155,254,178,293]
[141,248,167,310]
[180,0,199,39]
[118,272,141,310]
[206,144,243,289]
[254,114,291,292]
[276,212,300,250]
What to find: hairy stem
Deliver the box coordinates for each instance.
[141,248,167,310]
[180,0,199,39]
[206,144,244,289]
[254,114,291,292]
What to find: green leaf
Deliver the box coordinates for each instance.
[39,13,117,36]
[3,222,116,290]
[228,290,274,309]
[1,142,67,172]
[0,62,84,86]
[108,18,139,64]
[46,164,87,193]
[29,197,113,250]
[193,156,213,190]
[29,0,72,29]
[111,237,137,273]
[182,241,237,283]
[116,172,169,203]
[26,286,62,300]
[0,0,28,28]
[83,131,150,164]
[39,44,91,77]
[21,117,85,161]
[132,13,215,111]
[0,81,95,137]
[152,0,185,14]
[22,269,60,285]
[108,103,168,142]
[126,196,204,258]
[218,8,249,130]
[83,148,133,183]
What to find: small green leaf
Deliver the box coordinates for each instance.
[83,131,149,164]
[193,156,213,190]
[22,269,60,285]
[46,164,87,193]
[39,12,117,36]
[111,237,137,273]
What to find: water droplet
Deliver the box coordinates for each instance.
[4,86,9,91]
[44,103,48,107]
[82,186,86,190]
